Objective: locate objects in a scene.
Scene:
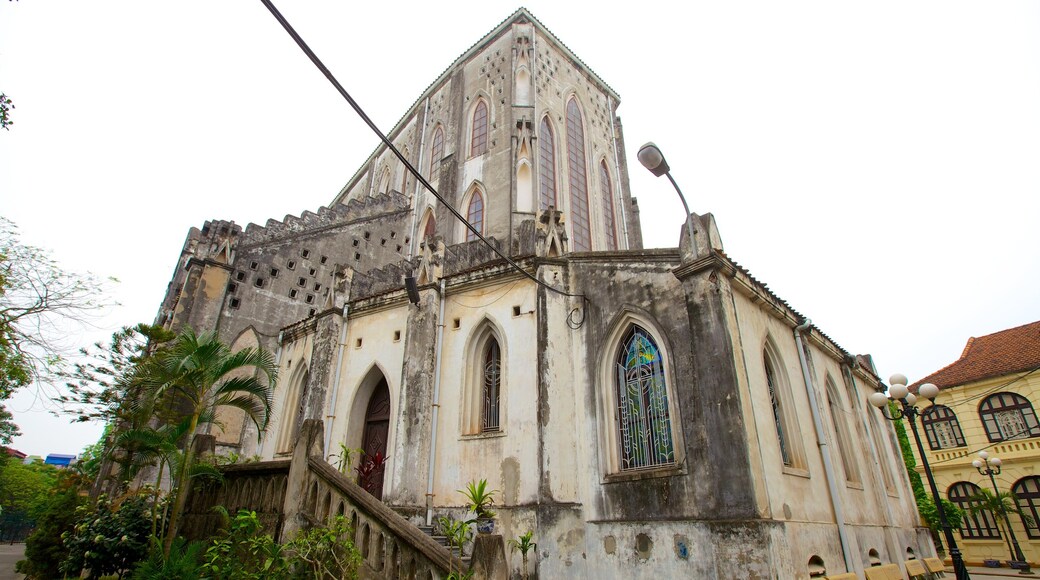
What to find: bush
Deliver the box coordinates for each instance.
[16,487,85,579]
[284,515,362,580]
[61,493,152,579]
[132,536,205,580]
[198,508,288,580]
[197,508,362,580]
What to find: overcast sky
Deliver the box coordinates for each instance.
[2,1,1038,457]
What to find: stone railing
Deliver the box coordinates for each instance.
[181,419,469,579]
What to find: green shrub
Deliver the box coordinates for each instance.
[16,487,85,579]
[198,508,288,580]
[131,537,205,580]
[284,515,362,580]
[61,494,152,579]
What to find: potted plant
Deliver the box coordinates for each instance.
[458,479,498,533]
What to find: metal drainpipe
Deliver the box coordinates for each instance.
[257,333,285,457]
[794,319,855,573]
[425,278,447,526]
[323,304,350,457]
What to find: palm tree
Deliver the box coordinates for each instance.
[968,488,1035,564]
[138,329,277,556]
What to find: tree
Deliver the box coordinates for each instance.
[0,457,59,520]
[137,328,276,556]
[0,217,111,441]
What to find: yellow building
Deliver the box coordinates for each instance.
[910,320,1040,566]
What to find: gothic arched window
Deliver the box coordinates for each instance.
[979,392,1040,442]
[538,117,557,210]
[615,325,674,470]
[429,126,444,179]
[599,160,618,250]
[948,481,1001,539]
[421,211,436,241]
[1014,477,1040,539]
[466,190,484,242]
[921,405,966,450]
[566,98,592,251]
[276,365,308,454]
[826,376,860,484]
[482,338,501,432]
[470,100,488,157]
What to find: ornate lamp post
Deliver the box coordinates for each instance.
[869,374,970,580]
[973,451,1032,573]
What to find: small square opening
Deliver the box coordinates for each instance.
[355,338,363,348]
[512,305,522,317]
[302,249,311,258]
[270,268,279,278]
[254,277,265,288]
[287,260,296,270]
[230,298,241,309]
[249,261,259,270]
[236,271,246,281]
[453,318,461,329]
[393,330,401,342]
[305,294,314,304]
[320,255,328,265]
[289,289,298,299]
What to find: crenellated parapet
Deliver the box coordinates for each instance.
[240,192,409,246]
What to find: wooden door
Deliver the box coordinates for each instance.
[360,378,390,499]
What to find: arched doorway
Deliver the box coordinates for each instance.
[360,378,390,499]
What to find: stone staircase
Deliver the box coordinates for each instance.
[418,523,472,568]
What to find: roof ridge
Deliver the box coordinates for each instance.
[959,336,976,359]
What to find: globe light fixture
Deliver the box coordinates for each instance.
[869,373,970,580]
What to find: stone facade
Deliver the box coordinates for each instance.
[156,9,929,578]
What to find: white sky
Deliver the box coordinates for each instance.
[1,1,1038,457]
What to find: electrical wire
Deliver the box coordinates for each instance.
[258,0,588,322]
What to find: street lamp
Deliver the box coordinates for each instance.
[869,375,971,580]
[973,451,1032,573]
[636,142,695,255]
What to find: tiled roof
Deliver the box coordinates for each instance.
[914,320,1040,389]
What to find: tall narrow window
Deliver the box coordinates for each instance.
[566,99,592,251]
[422,211,436,240]
[482,338,501,431]
[378,167,391,194]
[615,325,674,470]
[979,392,1040,442]
[470,100,488,157]
[429,126,444,179]
[1014,477,1040,539]
[949,481,1001,539]
[922,405,967,450]
[826,377,860,484]
[764,354,792,467]
[466,190,484,241]
[276,366,308,454]
[599,160,618,250]
[538,118,557,210]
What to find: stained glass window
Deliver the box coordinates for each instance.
[471,101,488,157]
[615,325,674,470]
[483,338,500,432]
[566,99,592,251]
[538,118,557,210]
[466,191,484,242]
[979,392,1040,442]
[599,161,618,250]
[922,405,966,450]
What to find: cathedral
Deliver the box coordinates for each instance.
[156,8,930,578]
